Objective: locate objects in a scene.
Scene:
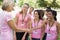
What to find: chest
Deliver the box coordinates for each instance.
[18,14,28,23]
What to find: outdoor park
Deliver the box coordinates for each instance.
[0,0,60,40]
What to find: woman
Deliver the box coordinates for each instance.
[15,3,30,40]
[45,10,59,40]
[0,2,30,40]
[28,7,34,14]
[27,7,34,40]
[31,10,44,40]
[32,10,60,40]
[28,7,34,21]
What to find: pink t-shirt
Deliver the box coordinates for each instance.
[16,13,29,29]
[27,13,34,22]
[0,11,13,40]
[46,22,57,40]
[31,20,43,38]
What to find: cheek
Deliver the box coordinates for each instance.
[10,6,13,10]
[46,14,51,18]
[36,15,39,18]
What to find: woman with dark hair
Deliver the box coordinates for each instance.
[42,10,57,40]
[45,10,58,40]
[31,10,44,40]
[32,10,60,40]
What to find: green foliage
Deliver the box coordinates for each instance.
[37,0,49,7]
[18,0,37,8]
[37,0,60,8]
[18,0,24,7]
[0,0,3,5]
[28,0,36,8]
[0,0,3,2]
[50,0,60,8]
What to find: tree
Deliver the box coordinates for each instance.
[18,0,24,7]
[50,0,60,8]
[0,0,3,5]
[37,0,49,7]
[36,0,60,8]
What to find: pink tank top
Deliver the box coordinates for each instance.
[31,20,43,38]
[27,13,34,22]
[46,22,57,40]
[16,13,29,28]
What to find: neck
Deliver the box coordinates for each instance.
[34,18,39,22]
[23,11,27,15]
[29,12,32,14]
[6,9,11,12]
[48,18,55,22]
[23,11,27,14]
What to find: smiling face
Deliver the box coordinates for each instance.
[22,4,29,13]
[46,11,54,20]
[8,4,14,12]
[7,2,14,12]
[29,7,34,13]
[2,2,14,12]
[34,11,39,19]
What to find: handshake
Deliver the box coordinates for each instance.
[26,27,40,33]
[27,29,33,34]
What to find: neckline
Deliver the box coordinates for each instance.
[47,21,55,27]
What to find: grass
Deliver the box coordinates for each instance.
[58,36,60,40]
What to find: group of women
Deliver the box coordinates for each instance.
[0,1,60,40]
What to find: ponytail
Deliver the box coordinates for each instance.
[54,16,57,21]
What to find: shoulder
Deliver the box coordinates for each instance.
[16,12,20,16]
[3,11,12,18]
[15,12,21,18]
[55,21,60,27]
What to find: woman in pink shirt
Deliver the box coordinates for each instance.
[45,10,59,40]
[15,3,31,40]
[27,7,34,21]
[0,2,30,40]
[31,10,44,40]
[27,7,34,40]
[32,10,60,40]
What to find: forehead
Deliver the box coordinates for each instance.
[46,11,52,14]
[34,11,38,14]
[23,4,29,8]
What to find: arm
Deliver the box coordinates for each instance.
[28,19,32,40]
[7,20,30,32]
[22,32,27,40]
[14,31,16,40]
[13,16,18,40]
[22,17,32,40]
[57,22,60,40]
[14,16,18,24]
[40,25,46,40]
[31,20,46,31]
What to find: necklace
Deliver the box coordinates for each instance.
[48,21,55,32]
[34,20,39,32]
[22,14,26,24]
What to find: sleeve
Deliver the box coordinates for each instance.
[6,14,13,22]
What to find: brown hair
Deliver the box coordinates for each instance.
[24,3,29,8]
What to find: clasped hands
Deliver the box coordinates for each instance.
[27,28,35,34]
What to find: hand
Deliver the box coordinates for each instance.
[27,29,32,34]
[22,36,25,40]
[40,39,42,40]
